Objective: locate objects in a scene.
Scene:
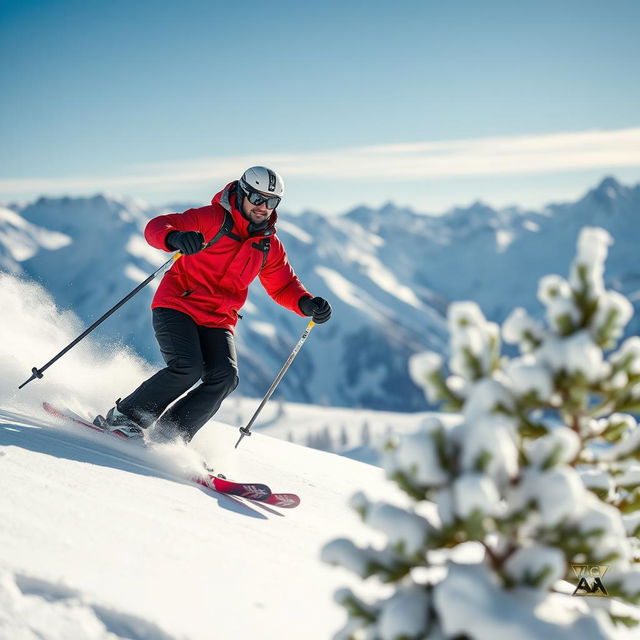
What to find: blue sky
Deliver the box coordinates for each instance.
[1,0,639,214]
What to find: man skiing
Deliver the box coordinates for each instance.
[94,166,331,442]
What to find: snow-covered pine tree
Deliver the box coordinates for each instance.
[319,425,334,452]
[322,227,640,640]
[361,420,372,447]
[340,424,349,448]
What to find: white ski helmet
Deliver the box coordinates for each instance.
[239,166,284,197]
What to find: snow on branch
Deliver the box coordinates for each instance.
[323,227,640,639]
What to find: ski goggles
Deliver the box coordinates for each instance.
[240,181,281,209]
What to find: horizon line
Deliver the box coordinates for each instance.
[2,173,635,218]
[1,126,639,207]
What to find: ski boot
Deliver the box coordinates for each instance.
[93,405,144,439]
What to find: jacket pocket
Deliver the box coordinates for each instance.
[239,256,251,277]
[234,248,263,288]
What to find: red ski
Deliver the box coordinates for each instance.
[192,474,271,501]
[42,402,300,508]
[263,493,301,508]
[193,475,299,507]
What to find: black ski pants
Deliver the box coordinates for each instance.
[117,307,239,441]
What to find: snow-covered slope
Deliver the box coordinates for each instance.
[0,277,414,639]
[1,176,639,412]
[0,205,71,272]
[0,407,404,640]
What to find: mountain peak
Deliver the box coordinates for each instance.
[343,205,377,224]
[591,176,625,200]
[597,175,621,189]
[20,192,149,234]
[380,201,400,212]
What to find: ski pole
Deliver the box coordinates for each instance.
[235,319,315,449]
[18,253,183,389]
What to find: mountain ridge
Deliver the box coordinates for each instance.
[1,175,638,411]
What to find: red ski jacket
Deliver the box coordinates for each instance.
[144,181,311,331]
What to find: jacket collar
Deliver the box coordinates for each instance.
[213,181,278,238]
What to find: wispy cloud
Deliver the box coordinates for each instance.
[2,127,640,198]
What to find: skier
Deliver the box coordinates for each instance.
[94,166,331,441]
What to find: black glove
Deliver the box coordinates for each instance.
[299,296,332,324]
[166,230,205,255]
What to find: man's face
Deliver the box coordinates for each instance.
[241,193,275,225]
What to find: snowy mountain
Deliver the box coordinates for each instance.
[1,176,639,411]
